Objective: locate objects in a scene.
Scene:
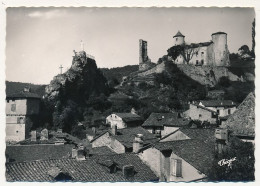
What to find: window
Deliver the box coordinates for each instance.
[7,100,9,103]
[199,114,202,118]
[211,112,217,118]
[201,52,204,55]
[11,104,16,112]
[17,117,24,124]
[196,51,198,56]
[172,159,182,177]
[201,60,204,65]
[176,38,178,41]
[196,60,198,65]
[217,110,220,114]
[228,109,231,115]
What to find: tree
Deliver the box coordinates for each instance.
[167,44,199,64]
[207,137,255,181]
[238,45,250,56]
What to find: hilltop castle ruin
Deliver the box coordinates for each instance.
[171,31,230,66]
[139,31,230,71]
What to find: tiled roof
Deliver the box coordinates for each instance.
[153,139,214,174]
[193,104,218,114]
[208,90,225,94]
[114,113,142,123]
[114,127,158,148]
[173,31,185,38]
[187,41,213,48]
[200,100,236,107]
[89,146,116,156]
[6,91,41,99]
[160,128,215,144]
[142,113,190,127]
[6,144,74,163]
[6,153,158,182]
[222,92,255,137]
[91,127,158,148]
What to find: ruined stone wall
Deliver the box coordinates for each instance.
[188,104,217,124]
[139,39,148,64]
[138,62,166,77]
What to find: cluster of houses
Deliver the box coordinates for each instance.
[5,87,255,182]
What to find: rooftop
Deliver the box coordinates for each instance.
[91,126,158,148]
[222,92,255,137]
[208,90,225,93]
[113,113,143,123]
[173,31,185,38]
[187,41,213,48]
[160,128,216,144]
[89,146,116,156]
[153,139,214,174]
[6,90,41,99]
[6,153,158,182]
[200,100,236,107]
[192,103,218,114]
[142,112,190,127]
[211,31,227,36]
[6,144,74,163]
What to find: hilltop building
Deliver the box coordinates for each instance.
[6,87,41,142]
[171,31,230,66]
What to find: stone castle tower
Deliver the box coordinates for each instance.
[173,31,185,46]
[139,39,152,71]
[211,32,230,66]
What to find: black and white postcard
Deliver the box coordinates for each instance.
[0,0,259,184]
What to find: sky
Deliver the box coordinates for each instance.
[5,7,255,84]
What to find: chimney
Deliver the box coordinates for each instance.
[133,134,144,153]
[40,128,49,141]
[215,128,229,157]
[111,125,117,135]
[92,127,96,135]
[31,130,37,142]
[123,165,135,178]
[23,87,31,92]
[71,147,77,158]
[76,144,86,160]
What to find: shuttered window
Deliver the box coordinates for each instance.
[172,159,182,177]
[11,104,16,112]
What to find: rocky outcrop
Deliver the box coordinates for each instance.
[176,64,241,87]
[45,50,109,103]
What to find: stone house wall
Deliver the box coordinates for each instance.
[91,132,125,153]
[188,104,217,124]
[106,114,126,129]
